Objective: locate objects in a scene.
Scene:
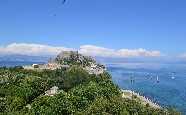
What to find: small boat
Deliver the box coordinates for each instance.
[156,76,160,83]
[171,72,176,79]
[130,76,134,84]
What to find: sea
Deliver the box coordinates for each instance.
[0,61,186,114]
[107,63,186,114]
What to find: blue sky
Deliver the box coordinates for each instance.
[0,0,186,57]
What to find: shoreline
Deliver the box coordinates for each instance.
[121,89,161,109]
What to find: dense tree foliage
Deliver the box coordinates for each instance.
[0,66,180,115]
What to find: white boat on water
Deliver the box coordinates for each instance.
[171,72,176,79]
[156,76,160,83]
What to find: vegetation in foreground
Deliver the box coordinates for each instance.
[0,66,180,115]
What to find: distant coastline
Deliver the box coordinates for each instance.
[0,61,45,67]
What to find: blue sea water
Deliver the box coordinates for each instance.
[107,63,186,114]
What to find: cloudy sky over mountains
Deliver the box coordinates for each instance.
[0,42,176,58]
[1,1,186,60]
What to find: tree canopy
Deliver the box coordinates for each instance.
[0,66,180,115]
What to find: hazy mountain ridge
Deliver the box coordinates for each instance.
[95,56,186,64]
[0,54,51,62]
[0,54,186,65]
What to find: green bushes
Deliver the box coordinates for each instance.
[29,94,76,115]
[0,98,7,113]
[0,66,180,115]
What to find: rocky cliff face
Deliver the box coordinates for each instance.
[56,51,78,60]
[54,51,96,67]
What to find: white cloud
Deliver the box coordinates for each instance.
[79,45,161,57]
[0,43,73,56]
[0,43,161,57]
[79,45,115,57]
[117,48,161,57]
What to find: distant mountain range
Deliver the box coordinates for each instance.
[0,54,186,65]
[0,54,51,63]
[95,56,186,65]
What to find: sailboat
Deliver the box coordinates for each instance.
[171,72,176,79]
[156,75,160,83]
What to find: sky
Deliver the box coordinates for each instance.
[0,0,186,58]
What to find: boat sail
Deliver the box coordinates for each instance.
[156,76,160,83]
